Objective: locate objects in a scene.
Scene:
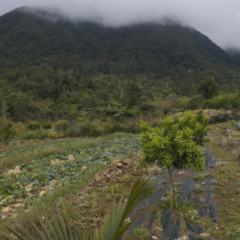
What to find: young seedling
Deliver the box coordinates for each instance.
[132,224,151,239]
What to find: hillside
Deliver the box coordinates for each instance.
[226,47,240,66]
[1,7,240,122]
[0,7,239,77]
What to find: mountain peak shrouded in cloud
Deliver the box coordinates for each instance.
[0,0,240,49]
[0,7,234,70]
[11,6,184,28]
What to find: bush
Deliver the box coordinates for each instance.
[45,131,58,139]
[27,121,41,130]
[80,122,92,136]
[104,123,123,134]
[55,120,70,131]
[1,121,16,142]
[203,93,240,110]
[123,122,139,134]
[182,96,205,110]
[25,130,46,140]
[90,127,102,137]
[42,121,52,129]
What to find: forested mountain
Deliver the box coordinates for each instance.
[0,7,238,74]
[1,7,240,122]
[226,48,240,66]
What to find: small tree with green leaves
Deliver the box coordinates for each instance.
[139,110,210,209]
[196,77,220,100]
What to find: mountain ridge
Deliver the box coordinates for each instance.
[0,7,237,71]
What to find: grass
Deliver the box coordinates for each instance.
[0,132,129,169]
[132,225,151,239]
[192,174,205,180]
[0,132,143,237]
[2,119,240,239]
[204,122,240,239]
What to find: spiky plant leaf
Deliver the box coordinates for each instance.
[98,175,156,240]
[0,224,25,240]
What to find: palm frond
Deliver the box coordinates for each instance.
[98,175,156,240]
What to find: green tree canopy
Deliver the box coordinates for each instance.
[196,77,220,99]
[139,110,210,208]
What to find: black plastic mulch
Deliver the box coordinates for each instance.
[126,149,217,240]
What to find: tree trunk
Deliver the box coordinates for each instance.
[168,167,177,209]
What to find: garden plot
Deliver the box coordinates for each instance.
[0,134,141,220]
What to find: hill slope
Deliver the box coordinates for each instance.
[0,7,239,77]
[1,7,240,122]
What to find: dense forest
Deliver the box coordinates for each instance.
[1,7,240,123]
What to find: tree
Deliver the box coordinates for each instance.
[139,110,210,209]
[196,77,220,99]
[122,81,142,109]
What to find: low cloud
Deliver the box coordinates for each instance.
[1,0,240,49]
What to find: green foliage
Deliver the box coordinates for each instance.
[182,96,205,110]
[27,121,41,130]
[132,225,151,239]
[139,110,209,209]
[42,121,52,129]
[139,158,147,167]
[104,123,123,135]
[203,93,240,110]
[194,183,202,193]
[55,120,70,131]
[232,120,240,130]
[192,174,205,180]
[0,11,240,122]
[0,176,156,240]
[139,111,209,170]
[45,131,58,140]
[25,130,46,140]
[196,77,220,100]
[185,209,198,222]
[1,121,16,142]
[90,127,102,137]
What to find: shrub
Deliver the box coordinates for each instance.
[1,121,16,142]
[25,130,46,140]
[80,122,92,136]
[15,122,26,139]
[104,123,123,134]
[123,122,139,134]
[42,121,52,129]
[45,131,58,139]
[182,96,205,110]
[55,120,70,131]
[27,121,41,130]
[90,127,102,137]
[132,225,151,239]
[203,93,240,110]
[185,209,198,222]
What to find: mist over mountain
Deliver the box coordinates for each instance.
[0,7,238,75]
[1,7,240,121]
[225,47,240,66]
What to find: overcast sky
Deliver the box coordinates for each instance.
[1,0,240,49]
